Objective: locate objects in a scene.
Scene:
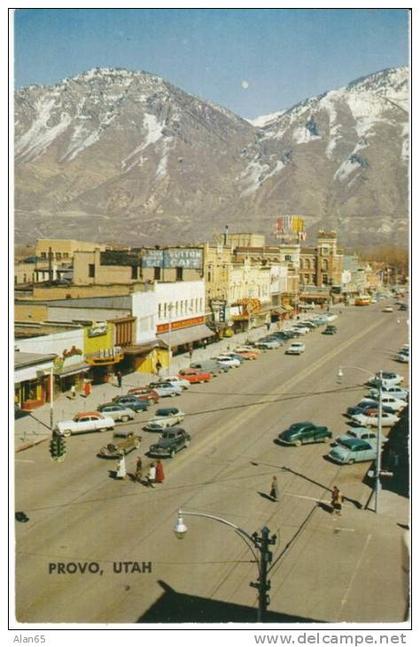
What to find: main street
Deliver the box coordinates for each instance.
[15,302,409,624]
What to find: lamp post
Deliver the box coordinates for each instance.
[167,303,174,376]
[174,509,276,622]
[49,365,54,432]
[337,366,383,513]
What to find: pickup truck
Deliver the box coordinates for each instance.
[54,412,115,437]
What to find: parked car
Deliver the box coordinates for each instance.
[368,385,408,401]
[235,345,262,354]
[233,348,259,360]
[178,368,212,383]
[54,412,115,437]
[293,323,312,333]
[399,303,408,311]
[288,327,308,336]
[367,372,404,388]
[112,394,150,411]
[396,352,409,363]
[333,427,387,447]
[147,382,183,397]
[214,355,242,368]
[97,433,141,458]
[143,407,185,431]
[97,403,135,422]
[148,427,191,458]
[285,342,305,355]
[190,360,227,375]
[350,410,399,427]
[359,395,406,413]
[278,422,332,446]
[328,438,378,464]
[158,376,190,390]
[382,306,394,313]
[127,386,160,403]
[221,352,246,363]
[322,325,337,335]
[254,338,282,349]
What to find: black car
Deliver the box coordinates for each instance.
[111,395,150,412]
[278,422,332,446]
[148,427,191,458]
[323,325,337,335]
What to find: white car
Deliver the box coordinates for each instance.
[359,395,406,413]
[288,327,307,336]
[215,355,241,368]
[254,338,282,349]
[159,376,190,390]
[292,324,312,334]
[143,407,185,431]
[369,385,408,401]
[286,342,306,355]
[334,427,388,447]
[367,372,404,388]
[54,412,115,437]
[351,411,399,427]
[396,353,409,363]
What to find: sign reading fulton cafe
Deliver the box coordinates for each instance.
[141,248,203,269]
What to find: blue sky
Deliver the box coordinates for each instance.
[13,8,409,119]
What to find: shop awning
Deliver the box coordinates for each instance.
[123,339,167,356]
[158,324,215,348]
[55,362,91,378]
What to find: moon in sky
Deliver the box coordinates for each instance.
[241,80,249,89]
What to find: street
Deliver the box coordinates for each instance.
[15,302,409,623]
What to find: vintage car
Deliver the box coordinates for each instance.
[127,386,160,403]
[148,428,191,458]
[54,412,115,437]
[177,368,212,383]
[97,433,141,458]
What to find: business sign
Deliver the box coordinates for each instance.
[142,249,203,269]
[157,316,205,334]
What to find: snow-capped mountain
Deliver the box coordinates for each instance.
[15,66,409,246]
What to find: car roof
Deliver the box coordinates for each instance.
[156,407,177,415]
[340,438,372,449]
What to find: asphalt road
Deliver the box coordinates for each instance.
[14,302,409,624]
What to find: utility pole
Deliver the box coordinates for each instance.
[251,526,276,622]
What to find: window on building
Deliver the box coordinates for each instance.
[63,252,69,258]
[88,264,95,278]
[56,252,62,260]
[175,301,179,316]
[131,265,139,280]
[154,266,161,280]
[158,303,162,319]
[164,303,167,318]
[40,252,47,259]
[285,254,292,261]
[305,258,311,269]
[176,267,183,281]
[207,270,212,282]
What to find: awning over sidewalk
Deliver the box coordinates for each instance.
[54,362,91,378]
[123,339,167,356]
[158,324,215,347]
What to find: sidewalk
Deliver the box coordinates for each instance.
[14,326,270,452]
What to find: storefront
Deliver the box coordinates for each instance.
[15,351,56,411]
[122,340,168,375]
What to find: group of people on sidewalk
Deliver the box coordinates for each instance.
[115,454,165,488]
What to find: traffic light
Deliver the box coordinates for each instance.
[219,306,226,322]
[49,434,67,462]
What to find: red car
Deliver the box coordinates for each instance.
[177,368,212,383]
[234,349,259,360]
[127,386,160,403]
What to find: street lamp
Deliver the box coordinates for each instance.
[337,366,383,513]
[174,509,276,622]
[167,303,174,376]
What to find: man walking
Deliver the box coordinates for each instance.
[331,486,343,516]
[270,476,279,502]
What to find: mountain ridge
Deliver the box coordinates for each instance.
[15,65,409,247]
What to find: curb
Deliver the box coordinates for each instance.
[16,436,50,453]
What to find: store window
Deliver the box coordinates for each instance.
[88,264,95,278]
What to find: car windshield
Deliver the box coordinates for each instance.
[156,409,174,417]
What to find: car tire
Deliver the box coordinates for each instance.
[122,416,130,422]
[294,440,302,447]
[170,393,177,398]
[184,439,190,448]
[322,437,329,443]
[63,429,72,438]
[348,459,355,465]
[169,449,176,458]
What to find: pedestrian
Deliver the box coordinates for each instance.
[70,384,76,399]
[115,454,127,480]
[331,486,343,516]
[135,456,143,483]
[270,476,279,502]
[83,379,91,398]
[146,462,156,488]
[266,322,270,331]
[155,459,165,484]
[156,361,162,376]
[202,339,207,351]
[116,370,122,388]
